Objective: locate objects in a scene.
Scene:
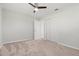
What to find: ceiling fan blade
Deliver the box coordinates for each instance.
[38,6,47,9]
[29,3,36,8]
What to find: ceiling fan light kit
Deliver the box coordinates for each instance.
[34,8,39,11]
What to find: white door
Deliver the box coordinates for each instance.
[34,20,44,40]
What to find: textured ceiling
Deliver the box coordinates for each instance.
[0,3,78,19]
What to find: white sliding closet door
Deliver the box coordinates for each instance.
[34,20,44,40]
[0,8,2,43]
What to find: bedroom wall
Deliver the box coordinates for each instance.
[0,8,2,43]
[41,4,79,48]
[2,9,33,43]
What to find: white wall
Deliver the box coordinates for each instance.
[42,5,79,48]
[0,8,2,43]
[2,9,33,43]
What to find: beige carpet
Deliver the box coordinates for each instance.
[0,40,79,56]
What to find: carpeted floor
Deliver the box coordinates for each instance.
[0,40,79,56]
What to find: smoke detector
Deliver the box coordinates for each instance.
[54,8,59,11]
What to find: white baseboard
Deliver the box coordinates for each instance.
[2,39,32,44]
[56,42,79,50]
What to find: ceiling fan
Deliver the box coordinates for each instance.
[29,3,47,13]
